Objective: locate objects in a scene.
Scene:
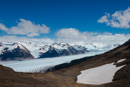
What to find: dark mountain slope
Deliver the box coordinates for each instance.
[0,43,34,60]
[0,39,130,87]
[39,43,88,58]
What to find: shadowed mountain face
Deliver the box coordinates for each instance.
[0,42,119,59]
[39,43,88,58]
[0,39,130,87]
[0,43,34,60]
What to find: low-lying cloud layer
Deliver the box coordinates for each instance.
[56,28,130,45]
[98,7,130,29]
[0,19,50,37]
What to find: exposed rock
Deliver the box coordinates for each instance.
[0,42,34,61]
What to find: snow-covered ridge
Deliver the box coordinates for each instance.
[39,43,88,58]
[0,42,27,54]
[0,41,120,59]
[39,43,70,53]
[20,42,41,58]
[0,41,34,60]
[84,43,120,51]
[0,42,88,58]
[39,43,87,53]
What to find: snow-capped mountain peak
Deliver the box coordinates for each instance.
[0,42,34,60]
[0,41,120,59]
[0,42,26,54]
[39,43,88,58]
[52,43,70,49]
[39,43,71,53]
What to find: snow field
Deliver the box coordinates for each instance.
[77,59,126,85]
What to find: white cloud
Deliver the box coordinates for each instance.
[56,28,130,45]
[0,28,129,46]
[0,23,8,31]
[0,36,54,45]
[27,32,39,37]
[98,7,130,29]
[56,28,87,39]
[0,19,50,37]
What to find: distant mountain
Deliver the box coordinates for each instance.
[0,42,34,61]
[98,44,120,50]
[0,41,121,60]
[20,42,41,58]
[83,43,120,52]
[39,43,88,58]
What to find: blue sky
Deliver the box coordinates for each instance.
[0,0,130,45]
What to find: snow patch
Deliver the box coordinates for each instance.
[77,63,125,85]
[117,58,126,63]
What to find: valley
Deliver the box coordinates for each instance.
[0,39,130,87]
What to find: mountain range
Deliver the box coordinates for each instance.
[0,41,120,60]
[39,43,88,58]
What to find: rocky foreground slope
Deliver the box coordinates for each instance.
[0,39,130,87]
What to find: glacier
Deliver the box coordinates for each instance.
[0,51,105,72]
